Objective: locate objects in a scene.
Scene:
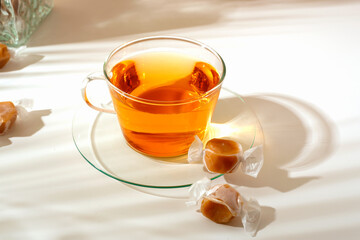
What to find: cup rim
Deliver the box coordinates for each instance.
[103,36,226,105]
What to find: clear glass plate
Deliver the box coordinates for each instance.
[72,88,263,189]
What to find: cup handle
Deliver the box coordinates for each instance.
[81,72,116,114]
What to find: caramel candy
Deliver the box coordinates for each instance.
[0,43,10,69]
[188,136,264,177]
[0,101,17,135]
[203,138,243,174]
[200,184,241,223]
[188,178,261,236]
[201,198,233,223]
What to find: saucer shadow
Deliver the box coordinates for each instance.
[0,108,51,147]
[221,94,337,192]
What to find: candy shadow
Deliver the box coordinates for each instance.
[228,206,276,237]
[257,206,276,232]
[221,94,337,192]
[0,53,43,73]
[0,107,51,147]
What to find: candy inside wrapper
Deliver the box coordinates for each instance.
[188,136,264,177]
[0,43,11,68]
[0,99,33,135]
[187,178,261,237]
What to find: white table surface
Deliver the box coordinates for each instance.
[1,0,360,239]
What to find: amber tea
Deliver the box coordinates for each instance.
[82,37,225,157]
[108,51,221,157]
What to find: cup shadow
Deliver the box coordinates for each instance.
[221,94,337,192]
[0,107,51,147]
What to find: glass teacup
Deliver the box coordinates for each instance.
[82,36,226,157]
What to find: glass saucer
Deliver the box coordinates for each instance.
[72,88,263,189]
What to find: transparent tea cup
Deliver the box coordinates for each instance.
[82,36,226,157]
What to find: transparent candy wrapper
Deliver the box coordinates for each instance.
[188,136,264,177]
[0,99,33,135]
[187,178,261,237]
[0,44,36,70]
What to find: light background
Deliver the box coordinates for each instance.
[1,0,360,239]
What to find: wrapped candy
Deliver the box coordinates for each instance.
[200,184,241,223]
[0,102,18,135]
[0,99,33,135]
[188,136,264,177]
[0,43,10,68]
[187,178,261,237]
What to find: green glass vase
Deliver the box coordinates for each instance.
[0,0,53,47]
